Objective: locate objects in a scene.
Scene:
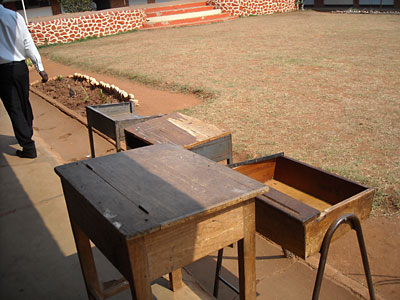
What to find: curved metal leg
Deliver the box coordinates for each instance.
[312,213,375,300]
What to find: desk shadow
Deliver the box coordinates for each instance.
[185,245,289,300]
[0,133,89,299]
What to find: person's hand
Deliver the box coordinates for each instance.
[39,71,48,83]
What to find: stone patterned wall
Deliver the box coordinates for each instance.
[207,0,296,16]
[27,10,146,46]
[27,1,296,46]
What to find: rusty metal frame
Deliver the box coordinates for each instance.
[312,213,375,300]
[213,213,376,300]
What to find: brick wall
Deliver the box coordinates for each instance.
[207,0,296,16]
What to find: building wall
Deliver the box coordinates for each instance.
[27,0,297,46]
[207,0,297,16]
[27,9,146,46]
[306,0,395,4]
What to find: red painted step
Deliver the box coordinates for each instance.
[144,1,208,14]
[142,1,237,30]
[142,13,236,30]
[145,6,214,18]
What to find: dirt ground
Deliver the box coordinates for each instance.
[32,76,124,117]
[30,56,399,300]
[30,57,202,117]
[39,10,400,217]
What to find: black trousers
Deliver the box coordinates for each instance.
[0,61,36,152]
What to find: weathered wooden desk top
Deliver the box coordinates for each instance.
[55,144,267,299]
[124,112,231,149]
[55,143,267,239]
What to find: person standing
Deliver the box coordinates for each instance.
[0,0,48,159]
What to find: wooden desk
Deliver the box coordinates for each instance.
[55,144,267,300]
[86,102,162,157]
[124,112,233,164]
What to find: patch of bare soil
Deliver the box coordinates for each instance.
[30,57,203,117]
[32,76,124,117]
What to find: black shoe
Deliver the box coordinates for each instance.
[16,149,37,159]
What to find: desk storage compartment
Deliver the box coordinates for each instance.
[86,102,162,141]
[231,153,374,259]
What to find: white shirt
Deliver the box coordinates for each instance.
[0,4,44,72]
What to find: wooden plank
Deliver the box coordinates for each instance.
[255,197,307,258]
[233,159,276,185]
[141,202,246,281]
[83,144,268,234]
[102,278,130,299]
[265,179,331,212]
[304,188,374,257]
[125,112,230,149]
[259,186,320,223]
[117,114,163,139]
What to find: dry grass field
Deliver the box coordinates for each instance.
[39,10,400,214]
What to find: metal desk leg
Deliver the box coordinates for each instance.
[115,128,122,152]
[312,213,375,300]
[88,126,96,158]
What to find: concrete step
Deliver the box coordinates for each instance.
[145,5,214,18]
[142,1,237,30]
[143,13,235,29]
[146,9,223,23]
[144,1,209,14]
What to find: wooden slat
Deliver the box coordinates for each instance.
[102,278,130,299]
[233,159,276,183]
[258,185,320,223]
[265,179,331,212]
[142,202,246,281]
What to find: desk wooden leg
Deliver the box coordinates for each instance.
[126,238,153,300]
[238,200,256,300]
[70,221,103,300]
[169,269,183,291]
